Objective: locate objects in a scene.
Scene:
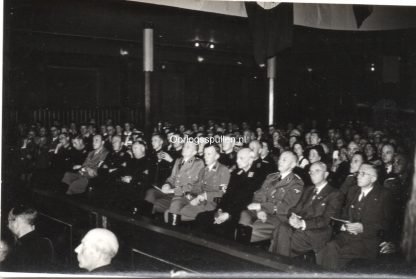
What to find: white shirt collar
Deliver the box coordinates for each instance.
[360,186,374,197]
[207,162,216,171]
[314,182,328,195]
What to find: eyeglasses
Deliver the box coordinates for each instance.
[308,169,324,175]
[358,171,375,177]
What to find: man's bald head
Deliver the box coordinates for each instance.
[75,228,119,271]
[237,148,255,170]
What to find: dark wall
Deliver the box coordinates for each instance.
[4,0,267,126]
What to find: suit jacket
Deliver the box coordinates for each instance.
[253,172,304,216]
[166,156,205,196]
[219,164,263,221]
[81,147,109,178]
[6,230,53,272]
[191,162,230,202]
[340,183,393,258]
[291,183,342,230]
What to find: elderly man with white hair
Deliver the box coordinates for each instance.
[75,228,119,273]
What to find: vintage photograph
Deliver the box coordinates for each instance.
[1,0,416,277]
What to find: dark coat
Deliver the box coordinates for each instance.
[6,230,53,272]
[339,184,393,259]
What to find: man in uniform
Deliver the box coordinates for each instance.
[316,164,393,270]
[148,134,174,187]
[144,141,204,217]
[96,135,130,187]
[269,162,342,256]
[194,148,262,239]
[249,140,274,184]
[61,134,108,195]
[172,144,230,222]
[238,151,304,243]
[219,134,237,170]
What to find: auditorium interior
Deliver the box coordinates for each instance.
[1,0,416,276]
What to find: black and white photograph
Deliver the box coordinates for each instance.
[1,0,416,277]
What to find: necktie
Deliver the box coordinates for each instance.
[178,160,185,171]
[311,188,318,200]
[358,191,365,202]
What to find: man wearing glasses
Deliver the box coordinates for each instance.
[269,162,342,257]
[316,164,393,270]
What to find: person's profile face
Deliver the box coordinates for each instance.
[236,152,250,169]
[75,235,96,271]
[7,212,19,236]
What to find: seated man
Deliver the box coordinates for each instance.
[194,148,262,239]
[238,151,304,243]
[96,135,130,186]
[5,204,53,272]
[70,136,89,166]
[249,140,275,184]
[51,133,74,183]
[316,164,393,270]
[148,134,175,187]
[61,134,109,195]
[171,144,230,222]
[269,162,342,257]
[113,141,150,212]
[219,134,237,170]
[75,228,119,273]
[144,141,204,216]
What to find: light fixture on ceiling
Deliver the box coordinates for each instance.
[197,56,204,62]
[193,41,216,50]
[120,49,129,56]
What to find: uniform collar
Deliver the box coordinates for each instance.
[207,162,218,171]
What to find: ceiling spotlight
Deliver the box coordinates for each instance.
[161,64,166,70]
[197,56,204,62]
[259,64,265,68]
[209,43,215,49]
[237,61,242,65]
[120,49,129,56]
[253,76,258,79]
[194,42,200,47]
[307,67,313,72]
[370,66,375,71]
